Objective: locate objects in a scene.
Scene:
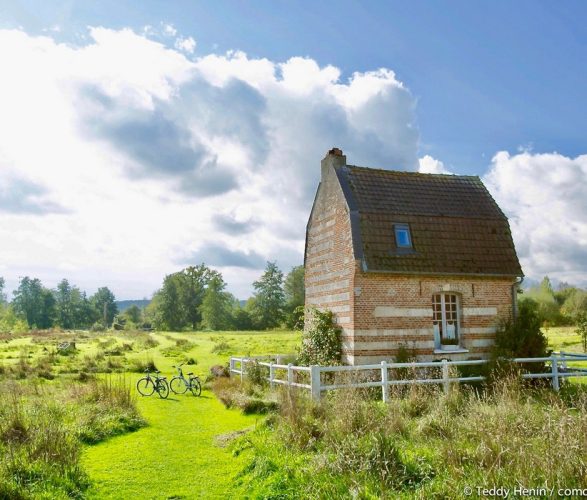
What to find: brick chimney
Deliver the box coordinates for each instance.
[321,147,346,180]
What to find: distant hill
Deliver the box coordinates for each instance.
[116,299,151,312]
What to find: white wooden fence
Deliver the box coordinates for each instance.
[229,352,587,402]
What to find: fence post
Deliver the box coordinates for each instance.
[310,365,321,401]
[551,355,560,391]
[269,363,275,389]
[287,363,293,388]
[229,357,233,374]
[241,358,246,382]
[442,359,450,394]
[381,361,389,403]
[561,353,568,373]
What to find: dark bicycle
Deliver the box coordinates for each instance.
[136,369,170,399]
[170,363,202,396]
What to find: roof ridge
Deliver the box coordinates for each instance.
[345,164,481,180]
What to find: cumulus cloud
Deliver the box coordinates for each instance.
[212,213,258,235]
[484,151,587,286]
[418,155,452,174]
[0,26,419,298]
[175,36,196,54]
[176,243,266,269]
[0,175,68,215]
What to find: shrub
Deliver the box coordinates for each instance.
[247,360,268,388]
[494,299,551,360]
[212,377,277,414]
[210,364,229,378]
[297,308,341,366]
[90,321,106,332]
[129,357,157,373]
[211,340,233,354]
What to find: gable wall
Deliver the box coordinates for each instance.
[304,165,356,361]
[347,273,515,364]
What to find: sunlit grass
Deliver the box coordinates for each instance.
[0,328,300,498]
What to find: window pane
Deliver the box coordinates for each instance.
[395,225,412,248]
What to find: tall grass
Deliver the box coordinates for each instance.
[0,382,89,499]
[0,376,146,498]
[235,378,587,498]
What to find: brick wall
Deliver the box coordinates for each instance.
[304,153,356,351]
[348,271,515,364]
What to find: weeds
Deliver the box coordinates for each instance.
[235,378,587,498]
[211,341,233,355]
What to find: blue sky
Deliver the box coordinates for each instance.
[0,1,586,298]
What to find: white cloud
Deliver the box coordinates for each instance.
[162,23,177,37]
[418,155,452,174]
[174,36,196,54]
[0,27,420,299]
[484,151,587,286]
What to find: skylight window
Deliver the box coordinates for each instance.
[394,224,412,248]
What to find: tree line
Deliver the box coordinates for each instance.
[144,262,304,331]
[521,276,587,327]
[0,262,304,333]
[0,276,117,332]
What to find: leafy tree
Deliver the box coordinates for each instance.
[55,279,75,329]
[73,290,97,328]
[298,308,342,366]
[0,276,6,304]
[153,265,216,330]
[124,304,143,324]
[284,265,305,329]
[12,277,56,328]
[523,276,566,326]
[0,305,29,333]
[153,273,185,331]
[180,265,214,329]
[232,302,254,330]
[201,274,233,330]
[251,262,286,329]
[90,287,118,327]
[561,288,587,320]
[576,313,587,353]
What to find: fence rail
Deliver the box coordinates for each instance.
[229,352,587,402]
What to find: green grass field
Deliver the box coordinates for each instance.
[1,326,585,498]
[0,329,300,499]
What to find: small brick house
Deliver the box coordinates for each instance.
[304,148,523,365]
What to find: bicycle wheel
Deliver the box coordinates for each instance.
[155,379,169,399]
[170,376,188,395]
[189,377,202,397]
[136,377,155,396]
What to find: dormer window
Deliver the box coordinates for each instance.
[394,224,412,248]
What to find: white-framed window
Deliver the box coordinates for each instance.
[394,223,412,248]
[432,293,460,347]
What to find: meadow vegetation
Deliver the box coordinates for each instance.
[231,378,587,498]
[0,327,300,498]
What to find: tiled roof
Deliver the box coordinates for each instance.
[337,165,523,276]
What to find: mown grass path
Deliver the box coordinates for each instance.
[83,383,258,499]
